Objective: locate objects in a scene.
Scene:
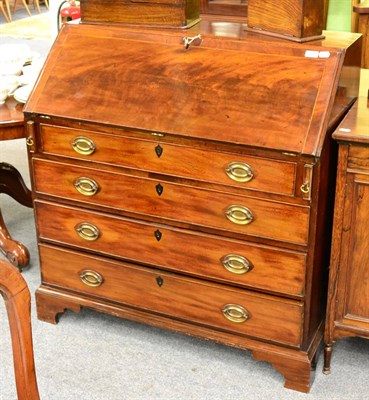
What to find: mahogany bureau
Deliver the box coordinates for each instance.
[24,22,361,392]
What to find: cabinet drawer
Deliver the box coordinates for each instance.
[40,124,297,196]
[35,201,306,297]
[39,244,303,347]
[33,159,310,245]
[348,144,369,171]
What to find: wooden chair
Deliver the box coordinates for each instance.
[34,0,49,14]
[12,0,49,17]
[0,0,11,22]
[0,259,40,400]
[12,0,31,17]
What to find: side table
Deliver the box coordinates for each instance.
[0,97,33,270]
[323,72,369,373]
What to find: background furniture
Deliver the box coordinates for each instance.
[324,71,369,373]
[353,0,369,68]
[0,259,40,400]
[247,0,326,41]
[0,0,11,21]
[80,0,199,27]
[0,97,33,269]
[12,0,31,17]
[9,0,49,20]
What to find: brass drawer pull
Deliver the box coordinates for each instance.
[221,254,252,274]
[79,270,104,288]
[225,205,254,225]
[71,136,96,156]
[300,181,310,194]
[75,222,100,241]
[222,304,249,323]
[26,137,34,147]
[74,177,99,196]
[225,162,254,183]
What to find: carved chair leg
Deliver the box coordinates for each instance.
[0,260,40,400]
[0,162,33,270]
[0,162,33,208]
[0,209,30,270]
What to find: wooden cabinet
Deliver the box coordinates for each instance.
[24,22,361,392]
[353,0,369,68]
[247,0,326,41]
[79,0,201,28]
[324,93,369,373]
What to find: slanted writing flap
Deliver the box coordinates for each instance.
[25,24,343,156]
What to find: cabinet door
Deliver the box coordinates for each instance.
[337,172,369,330]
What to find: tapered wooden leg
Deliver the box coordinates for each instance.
[13,0,32,16]
[34,0,41,13]
[323,343,333,374]
[4,0,11,21]
[0,1,10,22]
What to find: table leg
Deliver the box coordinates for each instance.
[0,162,33,271]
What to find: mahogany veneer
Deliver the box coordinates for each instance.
[24,21,361,392]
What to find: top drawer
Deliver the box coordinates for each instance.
[348,144,369,171]
[39,124,297,196]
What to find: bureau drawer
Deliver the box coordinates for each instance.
[39,244,303,347]
[33,159,310,245]
[35,201,306,297]
[40,124,296,196]
[348,144,369,171]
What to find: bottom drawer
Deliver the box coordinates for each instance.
[39,244,303,347]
